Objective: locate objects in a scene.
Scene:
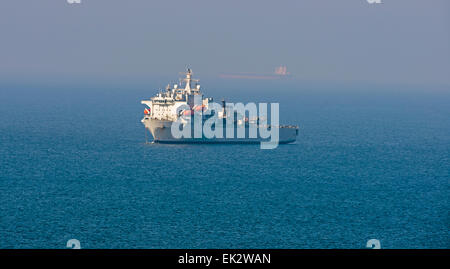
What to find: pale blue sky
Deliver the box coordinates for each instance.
[0,0,449,86]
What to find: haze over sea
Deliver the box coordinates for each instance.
[0,80,448,248]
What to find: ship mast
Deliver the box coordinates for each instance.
[182,68,199,94]
[184,69,192,93]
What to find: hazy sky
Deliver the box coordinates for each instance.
[0,0,449,86]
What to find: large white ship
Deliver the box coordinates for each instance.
[141,69,298,145]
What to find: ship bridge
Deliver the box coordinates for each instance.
[141,69,211,120]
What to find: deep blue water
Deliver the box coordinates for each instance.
[0,82,449,248]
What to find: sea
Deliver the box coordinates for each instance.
[0,79,448,248]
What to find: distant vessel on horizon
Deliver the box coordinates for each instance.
[219,66,292,80]
[141,69,298,144]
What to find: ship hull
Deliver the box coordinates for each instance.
[142,118,298,144]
